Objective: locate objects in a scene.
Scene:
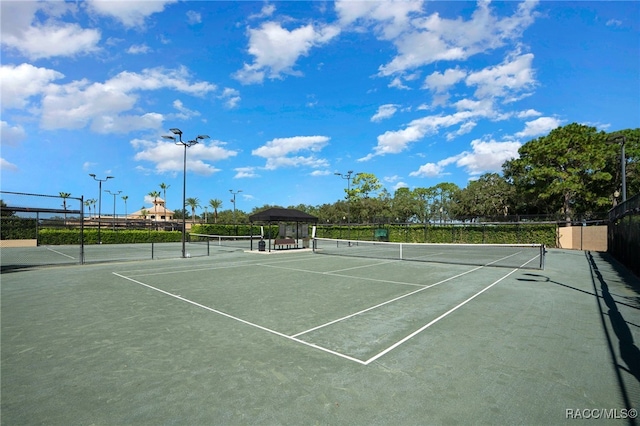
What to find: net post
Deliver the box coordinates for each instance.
[207,238,210,256]
[540,244,545,270]
[151,241,154,259]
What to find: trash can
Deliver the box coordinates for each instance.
[302,238,310,248]
[258,240,266,252]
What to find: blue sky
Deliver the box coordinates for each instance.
[1,0,639,215]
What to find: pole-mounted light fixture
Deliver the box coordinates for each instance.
[607,134,627,203]
[229,189,242,224]
[162,128,209,258]
[335,170,354,242]
[89,174,113,244]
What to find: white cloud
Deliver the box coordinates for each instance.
[445,121,477,141]
[410,138,521,178]
[423,67,467,92]
[0,157,18,172]
[234,167,260,178]
[360,109,484,161]
[371,104,399,122]
[606,19,622,27]
[465,52,536,100]
[132,138,238,176]
[517,109,542,118]
[249,4,276,20]
[252,136,330,170]
[186,10,202,25]
[515,116,562,139]
[86,0,177,28]
[127,44,151,54]
[39,67,216,133]
[0,63,64,111]
[393,181,409,190]
[388,76,411,90]
[409,162,444,178]
[335,0,422,39]
[0,2,100,60]
[371,0,539,76]
[219,88,241,109]
[171,99,200,120]
[452,139,521,175]
[0,121,26,147]
[234,21,340,84]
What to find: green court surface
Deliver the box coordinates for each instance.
[1,246,639,424]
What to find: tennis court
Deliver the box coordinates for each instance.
[2,242,639,424]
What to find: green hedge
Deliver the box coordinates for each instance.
[38,229,183,245]
[191,224,279,238]
[0,217,37,239]
[17,224,558,247]
[316,224,557,247]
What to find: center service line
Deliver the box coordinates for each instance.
[112,272,367,365]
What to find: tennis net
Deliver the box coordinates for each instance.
[312,238,545,270]
[189,234,255,251]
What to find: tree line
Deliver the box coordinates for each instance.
[197,124,636,225]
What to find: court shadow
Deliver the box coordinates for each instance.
[517,253,640,395]
[586,251,640,385]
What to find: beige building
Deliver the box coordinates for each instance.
[129,197,174,221]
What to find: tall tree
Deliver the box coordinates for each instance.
[453,173,515,221]
[186,197,200,224]
[209,199,222,223]
[503,123,611,221]
[121,195,129,221]
[349,173,384,223]
[433,182,460,224]
[59,192,71,223]
[159,182,170,217]
[391,187,419,223]
[148,190,161,228]
[413,187,438,223]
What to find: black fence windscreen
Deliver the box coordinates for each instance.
[608,193,640,277]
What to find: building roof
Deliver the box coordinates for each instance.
[249,207,318,223]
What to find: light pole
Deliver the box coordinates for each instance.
[89,174,113,243]
[607,134,627,202]
[229,189,242,223]
[162,128,209,258]
[105,190,122,231]
[334,170,354,241]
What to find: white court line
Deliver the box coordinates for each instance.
[363,267,520,365]
[291,264,485,338]
[118,254,318,276]
[325,259,400,274]
[291,250,528,338]
[44,246,75,259]
[112,272,367,365]
[258,263,428,288]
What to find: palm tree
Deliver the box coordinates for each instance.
[185,197,200,225]
[148,190,160,228]
[121,195,129,225]
[84,199,93,218]
[59,192,71,224]
[209,199,222,223]
[159,182,170,218]
[90,199,97,219]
